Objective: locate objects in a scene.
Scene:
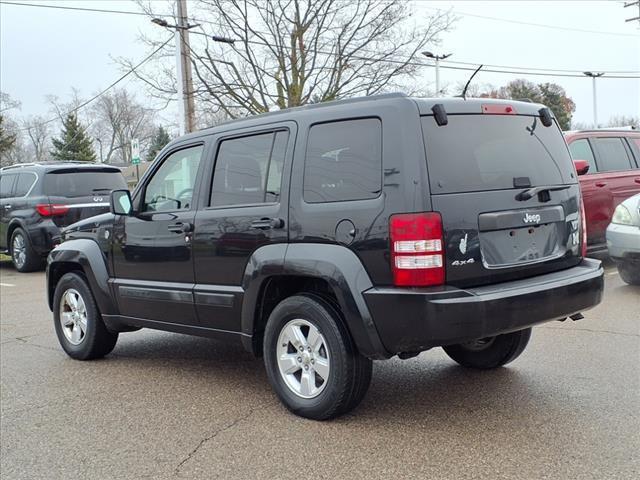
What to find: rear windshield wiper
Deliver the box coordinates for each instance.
[516,185,570,201]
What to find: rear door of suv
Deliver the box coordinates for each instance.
[421,107,582,288]
[191,123,295,332]
[0,172,18,250]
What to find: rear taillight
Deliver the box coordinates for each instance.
[390,212,445,287]
[579,198,587,257]
[36,203,70,217]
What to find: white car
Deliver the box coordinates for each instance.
[606,193,640,285]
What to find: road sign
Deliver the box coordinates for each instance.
[131,138,140,165]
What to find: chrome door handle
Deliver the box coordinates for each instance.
[250,218,285,230]
[167,222,193,233]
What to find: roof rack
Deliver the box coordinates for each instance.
[0,162,39,170]
[0,161,99,171]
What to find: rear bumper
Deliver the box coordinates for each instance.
[364,258,604,355]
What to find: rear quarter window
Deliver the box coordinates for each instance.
[592,138,633,172]
[422,115,575,194]
[14,173,37,197]
[303,118,382,203]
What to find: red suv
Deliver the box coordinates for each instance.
[565,129,640,252]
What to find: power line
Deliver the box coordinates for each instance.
[16,37,173,132]
[3,0,639,79]
[439,58,639,75]
[427,7,640,38]
[0,1,167,17]
[185,29,640,79]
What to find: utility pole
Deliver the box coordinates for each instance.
[422,51,452,97]
[152,10,235,136]
[583,72,604,128]
[176,0,196,134]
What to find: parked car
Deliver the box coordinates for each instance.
[606,193,640,285]
[565,129,640,252]
[47,94,604,420]
[0,162,127,271]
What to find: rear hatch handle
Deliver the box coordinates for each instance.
[516,185,570,201]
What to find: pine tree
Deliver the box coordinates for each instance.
[146,126,171,162]
[50,113,96,162]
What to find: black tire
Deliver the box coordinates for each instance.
[443,328,532,369]
[617,261,640,286]
[263,294,372,420]
[10,228,41,272]
[53,272,118,360]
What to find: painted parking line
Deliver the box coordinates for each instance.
[0,283,16,287]
[606,271,619,276]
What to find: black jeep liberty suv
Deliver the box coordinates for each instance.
[47,94,604,420]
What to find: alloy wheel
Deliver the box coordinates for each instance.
[59,288,88,345]
[276,319,331,399]
[12,233,26,269]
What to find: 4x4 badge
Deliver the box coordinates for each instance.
[523,213,541,224]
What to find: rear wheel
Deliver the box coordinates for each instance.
[264,294,372,420]
[617,261,640,286]
[53,272,118,360]
[443,328,531,369]
[10,228,41,272]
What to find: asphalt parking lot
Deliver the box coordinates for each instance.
[1,258,638,480]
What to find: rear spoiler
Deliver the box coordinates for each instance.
[429,103,554,128]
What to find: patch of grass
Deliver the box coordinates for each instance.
[0,253,11,261]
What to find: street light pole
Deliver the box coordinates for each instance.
[422,51,452,97]
[583,71,604,128]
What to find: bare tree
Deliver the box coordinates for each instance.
[91,89,156,164]
[605,115,639,128]
[0,92,23,166]
[22,116,50,162]
[130,0,454,118]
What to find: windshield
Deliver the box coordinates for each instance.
[44,169,126,197]
[421,115,575,194]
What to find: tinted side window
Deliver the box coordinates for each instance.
[14,173,37,197]
[304,118,382,203]
[0,174,16,198]
[568,139,597,173]
[143,145,203,212]
[592,138,632,172]
[211,131,288,207]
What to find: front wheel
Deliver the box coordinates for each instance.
[53,272,119,360]
[443,328,532,369]
[263,294,372,420]
[617,261,640,286]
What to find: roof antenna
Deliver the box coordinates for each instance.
[459,64,483,100]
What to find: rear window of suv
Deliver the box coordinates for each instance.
[44,168,126,197]
[421,115,575,194]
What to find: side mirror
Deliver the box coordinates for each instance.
[110,189,133,215]
[573,159,590,176]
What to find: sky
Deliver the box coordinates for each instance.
[0,0,639,128]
